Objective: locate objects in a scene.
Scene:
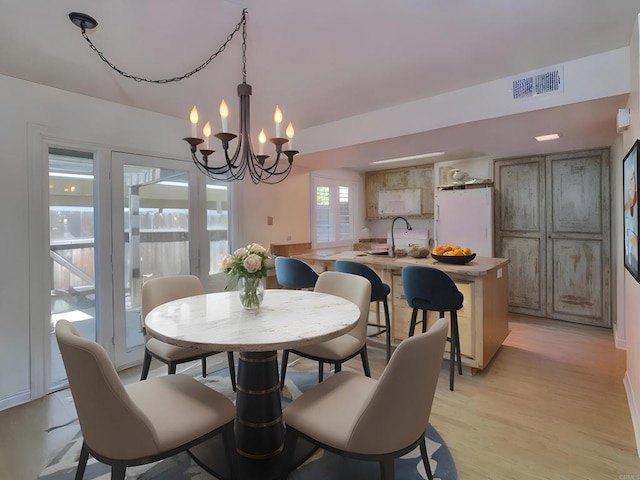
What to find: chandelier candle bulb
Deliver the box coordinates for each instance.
[219,100,229,133]
[274,105,283,137]
[190,106,199,138]
[258,129,267,155]
[203,121,212,149]
[286,122,294,150]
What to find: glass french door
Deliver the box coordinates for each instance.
[111,153,203,367]
[35,138,233,395]
[49,148,97,389]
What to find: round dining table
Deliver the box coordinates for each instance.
[144,288,361,480]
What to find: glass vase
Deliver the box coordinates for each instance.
[238,276,265,310]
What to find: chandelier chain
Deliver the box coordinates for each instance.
[241,14,247,83]
[78,9,247,84]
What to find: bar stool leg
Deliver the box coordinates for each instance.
[447,310,464,391]
[449,334,455,391]
[409,309,418,337]
[382,298,391,363]
[447,311,455,391]
[452,311,463,375]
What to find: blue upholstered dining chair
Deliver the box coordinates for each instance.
[274,256,319,289]
[334,260,392,363]
[401,266,464,391]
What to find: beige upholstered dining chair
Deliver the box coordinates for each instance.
[280,271,372,387]
[280,317,448,480]
[55,319,237,480]
[140,274,237,391]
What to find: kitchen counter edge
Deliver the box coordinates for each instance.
[294,250,509,277]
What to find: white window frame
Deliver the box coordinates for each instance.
[310,173,358,249]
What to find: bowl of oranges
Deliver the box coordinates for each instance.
[431,244,476,265]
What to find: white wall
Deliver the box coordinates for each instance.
[235,167,312,248]
[623,14,640,457]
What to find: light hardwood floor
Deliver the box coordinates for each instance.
[1,314,639,479]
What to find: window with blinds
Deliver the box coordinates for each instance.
[311,175,356,248]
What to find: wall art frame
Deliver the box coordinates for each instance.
[623,139,640,283]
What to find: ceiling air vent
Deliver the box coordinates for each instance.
[512,64,563,100]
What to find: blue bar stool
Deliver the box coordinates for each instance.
[335,260,392,363]
[401,266,464,391]
[274,256,319,289]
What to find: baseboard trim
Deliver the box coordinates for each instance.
[614,322,627,350]
[623,371,640,457]
[0,389,31,412]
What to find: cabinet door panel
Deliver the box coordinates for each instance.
[494,157,546,317]
[365,166,434,219]
[549,155,601,233]
[549,239,603,319]
[499,161,543,231]
[545,150,610,327]
[501,236,542,311]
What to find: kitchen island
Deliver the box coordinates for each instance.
[294,250,510,372]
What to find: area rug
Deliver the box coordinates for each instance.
[38,369,457,480]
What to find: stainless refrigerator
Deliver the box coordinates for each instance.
[434,187,494,257]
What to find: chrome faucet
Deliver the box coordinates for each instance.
[390,216,413,257]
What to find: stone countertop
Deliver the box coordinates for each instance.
[295,250,509,277]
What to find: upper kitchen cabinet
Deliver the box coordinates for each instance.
[365,165,434,219]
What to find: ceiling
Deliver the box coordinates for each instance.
[1,0,638,171]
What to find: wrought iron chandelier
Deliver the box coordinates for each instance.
[69,9,298,184]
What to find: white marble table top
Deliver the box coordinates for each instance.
[144,289,361,352]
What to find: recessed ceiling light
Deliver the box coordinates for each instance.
[370,152,445,165]
[535,133,561,142]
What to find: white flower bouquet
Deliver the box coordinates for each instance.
[220,243,273,308]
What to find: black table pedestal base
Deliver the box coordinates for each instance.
[189,350,314,479]
[190,435,317,480]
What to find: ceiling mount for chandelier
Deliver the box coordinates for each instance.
[69,8,298,184]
